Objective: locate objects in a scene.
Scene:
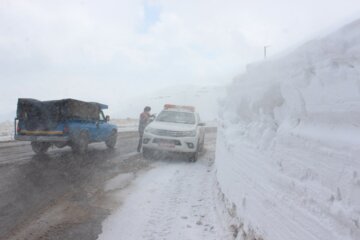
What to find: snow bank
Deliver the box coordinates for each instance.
[0,121,14,142]
[216,19,360,240]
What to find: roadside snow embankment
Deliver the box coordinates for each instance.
[216,19,360,240]
[0,121,14,142]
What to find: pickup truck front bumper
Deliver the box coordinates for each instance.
[15,135,70,142]
[142,132,198,153]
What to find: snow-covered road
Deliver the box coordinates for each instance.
[98,131,233,240]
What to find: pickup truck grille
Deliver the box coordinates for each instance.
[152,129,190,137]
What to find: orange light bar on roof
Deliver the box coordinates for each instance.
[164,104,195,112]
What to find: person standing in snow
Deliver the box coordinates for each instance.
[137,106,153,152]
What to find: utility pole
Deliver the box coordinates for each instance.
[264,45,270,59]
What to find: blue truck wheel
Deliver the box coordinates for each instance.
[105,130,117,148]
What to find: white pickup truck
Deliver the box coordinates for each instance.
[142,104,205,162]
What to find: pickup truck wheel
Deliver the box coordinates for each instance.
[189,141,200,162]
[31,142,50,154]
[189,150,199,162]
[72,132,88,154]
[199,137,205,152]
[105,130,117,148]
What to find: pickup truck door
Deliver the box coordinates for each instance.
[95,111,111,141]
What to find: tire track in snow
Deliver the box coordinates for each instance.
[98,132,231,240]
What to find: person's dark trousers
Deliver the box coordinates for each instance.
[137,132,143,152]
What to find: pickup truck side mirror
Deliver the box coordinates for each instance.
[198,122,205,126]
[106,115,110,122]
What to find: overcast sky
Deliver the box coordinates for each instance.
[1,0,360,121]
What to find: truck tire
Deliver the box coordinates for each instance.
[72,132,88,154]
[31,142,50,154]
[199,136,205,152]
[189,150,199,162]
[105,130,117,149]
[189,141,200,162]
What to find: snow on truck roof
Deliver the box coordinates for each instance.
[163,104,195,112]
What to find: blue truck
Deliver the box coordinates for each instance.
[14,98,118,154]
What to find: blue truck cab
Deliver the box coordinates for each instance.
[15,98,118,154]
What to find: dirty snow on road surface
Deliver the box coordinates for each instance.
[98,132,232,240]
[217,19,360,240]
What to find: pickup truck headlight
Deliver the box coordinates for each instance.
[183,130,197,137]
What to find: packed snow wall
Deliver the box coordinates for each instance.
[216,19,360,240]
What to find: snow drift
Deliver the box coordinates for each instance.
[216,19,360,240]
[0,121,14,141]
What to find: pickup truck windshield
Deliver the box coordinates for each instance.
[156,111,195,124]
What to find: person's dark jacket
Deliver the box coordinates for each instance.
[138,112,151,134]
